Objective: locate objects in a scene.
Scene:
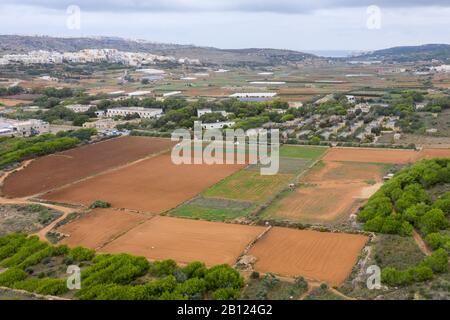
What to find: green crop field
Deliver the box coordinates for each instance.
[203,170,295,203]
[169,197,255,221]
[279,145,328,160]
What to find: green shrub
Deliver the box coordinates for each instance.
[67,246,95,262]
[89,200,111,209]
[0,268,27,287]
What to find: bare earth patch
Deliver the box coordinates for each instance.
[249,227,368,286]
[57,208,148,249]
[100,216,265,266]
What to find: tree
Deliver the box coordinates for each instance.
[204,264,244,290]
[422,249,449,273]
[418,208,448,235]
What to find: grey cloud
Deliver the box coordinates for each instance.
[3,0,450,13]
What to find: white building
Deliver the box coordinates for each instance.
[65,104,95,113]
[0,118,50,137]
[229,93,277,99]
[163,91,182,98]
[197,108,212,117]
[106,107,163,119]
[83,119,117,131]
[201,121,235,130]
[127,90,152,97]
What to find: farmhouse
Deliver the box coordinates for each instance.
[106,107,163,119]
[346,95,356,104]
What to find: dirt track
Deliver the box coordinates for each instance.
[2,136,175,198]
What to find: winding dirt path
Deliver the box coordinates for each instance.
[1,161,78,241]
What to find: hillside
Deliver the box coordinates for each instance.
[0,35,317,66]
[356,44,450,62]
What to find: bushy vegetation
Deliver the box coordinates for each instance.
[358,159,450,237]
[0,128,96,169]
[357,158,450,287]
[0,234,245,300]
[89,200,112,209]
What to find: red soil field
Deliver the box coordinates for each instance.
[268,160,385,223]
[323,147,418,164]
[273,182,367,222]
[249,227,368,286]
[100,216,265,266]
[417,148,450,160]
[42,153,245,213]
[2,136,175,198]
[303,161,384,183]
[58,209,148,249]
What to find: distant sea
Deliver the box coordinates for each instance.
[304,50,366,58]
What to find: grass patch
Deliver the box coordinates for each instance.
[169,197,255,222]
[279,145,327,160]
[203,170,294,203]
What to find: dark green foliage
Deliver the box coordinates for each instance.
[0,234,245,300]
[67,246,95,262]
[89,200,111,209]
[0,268,27,287]
[204,264,244,290]
[360,159,450,236]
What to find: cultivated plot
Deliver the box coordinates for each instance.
[57,208,148,249]
[169,197,255,222]
[203,170,295,203]
[100,216,266,266]
[2,136,175,198]
[322,147,418,164]
[417,148,450,160]
[279,145,328,160]
[42,153,245,213]
[249,227,368,286]
[262,160,386,223]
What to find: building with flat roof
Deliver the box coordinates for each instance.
[0,118,50,137]
[64,104,95,113]
[106,107,163,119]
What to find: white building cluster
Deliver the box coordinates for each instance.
[1,49,200,66]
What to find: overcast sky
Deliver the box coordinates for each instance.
[1,1,450,52]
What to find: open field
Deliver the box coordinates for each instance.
[246,157,312,174]
[203,170,295,203]
[262,160,386,223]
[249,227,368,286]
[42,153,245,213]
[279,145,328,159]
[0,98,29,107]
[303,161,386,183]
[2,136,175,198]
[263,182,368,223]
[100,216,266,266]
[57,208,148,249]
[322,147,418,164]
[168,197,255,222]
[417,148,450,160]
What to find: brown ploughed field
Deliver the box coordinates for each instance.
[57,208,148,249]
[2,136,175,198]
[417,148,450,160]
[322,147,418,164]
[100,216,265,266]
[266,160,385,223]
[249,227,368,286]
[42,153,245,213]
